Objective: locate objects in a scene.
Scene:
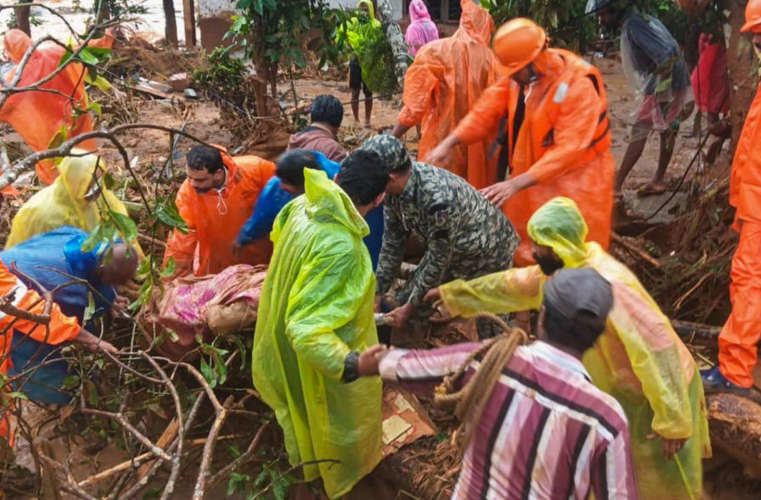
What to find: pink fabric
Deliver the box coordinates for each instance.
[691,33,729,114]
[140,264,267,359]
[405,0,439,56]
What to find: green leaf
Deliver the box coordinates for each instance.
[78,47,99,66]
[156,199,189,233]
[88,101,102,115]
[58,46,74,67]
[81,224,105,252]
[84,292,96,323]
[200,358,217,388]
[7,391,28,401]
[110,211,138,242]
[160,257,176,279]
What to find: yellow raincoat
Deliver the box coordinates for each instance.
[6,152,132,248]
[439,197,711,500]
[251,169,382,498]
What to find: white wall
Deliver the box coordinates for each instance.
[326,0,403,22]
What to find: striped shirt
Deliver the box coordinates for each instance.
[379,340,637,500]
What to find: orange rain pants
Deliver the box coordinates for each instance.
[0,260,80,447]
[0,29,114,185]
[453,49,614,265]
[164,151,276,277]
[718,77,761,387]
[397,0,497,189]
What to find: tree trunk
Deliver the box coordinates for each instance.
[163,0,178,47]
[252,14,270,116]
[15,0,32,36]
[722,0,758,151]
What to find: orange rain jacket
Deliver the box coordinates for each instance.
[164,152,276,277]
[718,77,761,387]
[397,0,498,189]
[0,260,80,445]
[453,48,614,265]
[0,29,113,185]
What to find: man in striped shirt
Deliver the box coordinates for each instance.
[359,268,637,499]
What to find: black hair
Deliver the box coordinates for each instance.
[337,150,388,205]
[542,302,607,353]
[310,94,344,128]
[275,149,320,188]
[187,145,224,173]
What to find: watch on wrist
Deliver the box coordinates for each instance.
[342,351,360,383]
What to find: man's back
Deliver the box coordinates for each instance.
[381,340,635,499]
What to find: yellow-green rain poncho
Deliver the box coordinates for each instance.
[439,197,711,500]
[252,169,382,499]
[6,151,131,248]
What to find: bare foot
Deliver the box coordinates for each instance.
[636,182,667,197]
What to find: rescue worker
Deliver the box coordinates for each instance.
[0,29,113,185]
[427,18,614,266]
[365,135,518,335]
[391,0,497,189]
[252,150,388,499]
[235,149,384,269]
[588,0,692,197]
[6,151,134,250]
[404,0,439,57]
[425,197,711,500]
[702,0,761,400]
[346,0,379,127]
[1,259,117,449]
[163,145,275,277]
[287,95,348,162]
[1,228,137,404]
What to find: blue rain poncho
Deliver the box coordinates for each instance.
[0,226,116,404]
[251,169,382,498]
[236,151,384,269]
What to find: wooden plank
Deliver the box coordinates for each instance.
[183,0,196,47]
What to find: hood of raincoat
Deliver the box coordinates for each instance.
[409,0,432,23]
[274,168,369,243]
[357,0,381,27]
[457,0,495,46]
[527,197,591,267]
[57,151,106,202]
[4,29,32,64]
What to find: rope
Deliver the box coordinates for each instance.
[433,312,528,453]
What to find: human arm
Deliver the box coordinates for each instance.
[162,184,197,278]
[435,266,545,318]
[451,78,512,146]
[396,57,439,131]
[284,237,374,381]
[375,202,408,297]
[592,426,638,500]
[236,178,294,247]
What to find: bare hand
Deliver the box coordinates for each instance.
[480,179,521,207]
[358,344,389,377]
[75,329,118,354]
[647,433,687,459]
[423,287,442,304]
[425,139,456,167]
[374,294,383,313]
[386,303,414,328]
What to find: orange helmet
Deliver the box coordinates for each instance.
[493,18,548,76]
[742,0,761,33]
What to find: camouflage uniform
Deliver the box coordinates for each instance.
[376,0,409,83]
[362,135,519,336]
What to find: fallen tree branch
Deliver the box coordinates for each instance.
[611,232,661,268]
[207,422,270,489]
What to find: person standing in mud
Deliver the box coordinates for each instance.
[363,135,519,338]
[703,0,761,403]
[251,150,388,499]
[588,0,692,198]
[427,18,614,267]
[347,0,378,128]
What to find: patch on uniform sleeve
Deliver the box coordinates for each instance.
[429,203,450,228]
[553,82,569,103]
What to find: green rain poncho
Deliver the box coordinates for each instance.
[251,169,382,499]
[439,197,711,500]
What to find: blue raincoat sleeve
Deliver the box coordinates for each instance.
[236,177,296,246]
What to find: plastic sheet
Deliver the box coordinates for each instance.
[252,169,382,499]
